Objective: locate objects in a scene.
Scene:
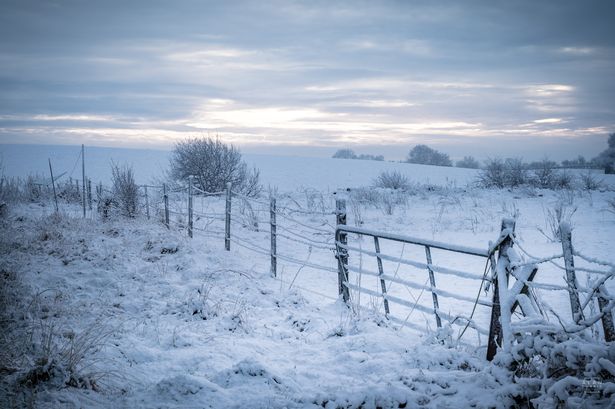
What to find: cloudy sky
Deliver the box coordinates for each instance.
[0,0,614,160]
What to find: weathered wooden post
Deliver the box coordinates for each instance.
[335,199,350,303]
[560,222,584,324]
[144,185,150,220]
[425,246,442,328]
[486,218,515,361]
[188,176,193,238]
[87,179,92,210]
[163,183,169,228]
[81,144,86,218]
[374,236,390,315]
[225,182,232,251]
[48,159,59,213]
[597,286,615,342]
[270,197,277,277]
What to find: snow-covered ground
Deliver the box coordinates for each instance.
[2,144,615,408]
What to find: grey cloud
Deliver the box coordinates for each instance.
[0,0,613,160]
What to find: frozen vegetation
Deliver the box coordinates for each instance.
[1,144,615,408]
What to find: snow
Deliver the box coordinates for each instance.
[2,143,615,407]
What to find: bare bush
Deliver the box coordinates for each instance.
[578,170,604,191]
[379,190,407,215]
[111,162,139,218]
[477,157,537,188]
[478,158,506,188]
[348,187,381,207]
[553,170,575,189]
[529,158,558,188]
[538,200,577,242]
[504,158,528,187]
[170,137,261,197]
[57,178,82,204]
[373,170,410,190]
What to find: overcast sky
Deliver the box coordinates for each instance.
[0,0,614,160]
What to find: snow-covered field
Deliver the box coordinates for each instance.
[1,143,494,188]
[2,144,615,408]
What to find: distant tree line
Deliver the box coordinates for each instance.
[332,132,615,174]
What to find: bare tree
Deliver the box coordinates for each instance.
[170,137,261,196]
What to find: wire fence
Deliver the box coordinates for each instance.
[51,168,614,358]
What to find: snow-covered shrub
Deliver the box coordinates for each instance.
[478,158,579,190]
[552,170,575,190]
[579,170,604,191]
[373,170,410,190]
[111,162,139,218]
[529,158,559,189]
[499,328,615,408]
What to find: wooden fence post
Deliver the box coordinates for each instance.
[486,218,515,361]
[425,246,442,328]
[374,236,390,315]
[188,176,193,238]
[163,183,169,228]
[560,222,584,324]
[336,199,350,303]
[81,144,86,218]
[48,159,59,213]
[87,179,92,210]
[144,185,150,220]
[597,286,615,342]
[225,182,232,251]
[270,197,277,277]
